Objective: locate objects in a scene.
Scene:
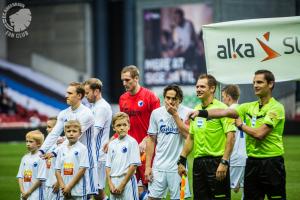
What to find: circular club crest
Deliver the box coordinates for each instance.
[138,100,144,107]
[2,2,32,38]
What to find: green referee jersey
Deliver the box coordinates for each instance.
[235,97,285,158]
[189,99,236,158]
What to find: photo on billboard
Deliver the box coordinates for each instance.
[143,2,213,86]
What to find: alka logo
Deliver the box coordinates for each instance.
[2,2,32,38]
[217,32,290,62]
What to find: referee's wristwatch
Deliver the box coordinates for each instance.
[220,159,229,166]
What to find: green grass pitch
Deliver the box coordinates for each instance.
[0,136,299,199]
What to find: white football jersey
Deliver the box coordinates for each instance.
[229,104,247,166]
[17,151,46,200]
[106,135,141,177]
[148,105,192,171]
[41,104,96,168]
[91,98,112,162]
[55,141,89,197]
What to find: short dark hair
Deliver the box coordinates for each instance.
[163,84,183,103]
[84,78,103,92]
[255,70,275,90]
[174,8,184,18]
[222,84,240,101]
[69,82,85,99]
[198,74,217,93]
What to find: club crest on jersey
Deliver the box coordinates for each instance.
[122,147,127,153]
[138,100,144,107]
[33,162,38,167]
[74,151,79,156]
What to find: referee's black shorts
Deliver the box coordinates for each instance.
[244,156,286,200]
[193,156,230,200]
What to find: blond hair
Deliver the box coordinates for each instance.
[112,112,130,126]
[64,120,81,133]
[121,65,140,78]
[26,130,44,145]
[83,78,103,92]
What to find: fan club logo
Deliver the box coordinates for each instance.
[2,2,32,38]
[217,32,299,62]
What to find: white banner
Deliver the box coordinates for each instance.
[203,16,300,84]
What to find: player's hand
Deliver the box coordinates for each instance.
[103,142,109,153]
[21,191,30,199]
[145,167,153,182]
[115,184,125,194]
[139,137,147,153]
[62,184,72,197]
[234,118,243,127]
[165,101,177,116]
[44,152,54,159]
[178,164,187,177]
[216,163,228,181]
[109,182,117,194]
[52,182,59,193]
[188,110,199,120]
[56,136,65,145]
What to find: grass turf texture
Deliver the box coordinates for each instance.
[0,136,299,199]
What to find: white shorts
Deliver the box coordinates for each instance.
[148,169,191,199]
[230,166,245,189]
[97,161,106,190]
[45,186,61,200]
[59,196,86,200]
[86,167,100,195]
[110,175,139,200]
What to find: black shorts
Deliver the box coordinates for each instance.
[193,156,230,200]
[244,156,286,200]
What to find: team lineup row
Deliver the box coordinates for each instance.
[17,65,286,200]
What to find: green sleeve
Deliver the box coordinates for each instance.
[263,105,285,127]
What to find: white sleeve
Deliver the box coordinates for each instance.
[41,112,64,153]
[94,107,110,128]
[37,158,47,180]
[79,147,89,168]
[147,111,157,135]
[129,140,141,166]
[55,149,63,170]
[16,156,25,178]
[105,144,112,168]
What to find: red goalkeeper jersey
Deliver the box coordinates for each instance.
[119,87,160,144]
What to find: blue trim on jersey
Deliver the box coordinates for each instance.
[56,192,60,200]
[0,75,66,110]
[131,176,138,200]
[96,127,104,162]
[86,127,94,167]
[83,174,87,200]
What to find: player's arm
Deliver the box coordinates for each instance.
[178,134,194,176]
[216,131,235,181]
[18,178,25,195]
[189,108,239,120]
[106,167,116,194]
[55,170,65,188]
[22,179,42,199]
[40,115,64,154]
[145,135,156,182]
[235,118,272,140]
[116,165,138,194]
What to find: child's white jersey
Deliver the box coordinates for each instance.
[229,104,247,166]
[91,98,112,162]
[148,105,192,171]
[106,135,141,177]
[17,151,46,200]
[41,104,96,168]
[55,141,89,197]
